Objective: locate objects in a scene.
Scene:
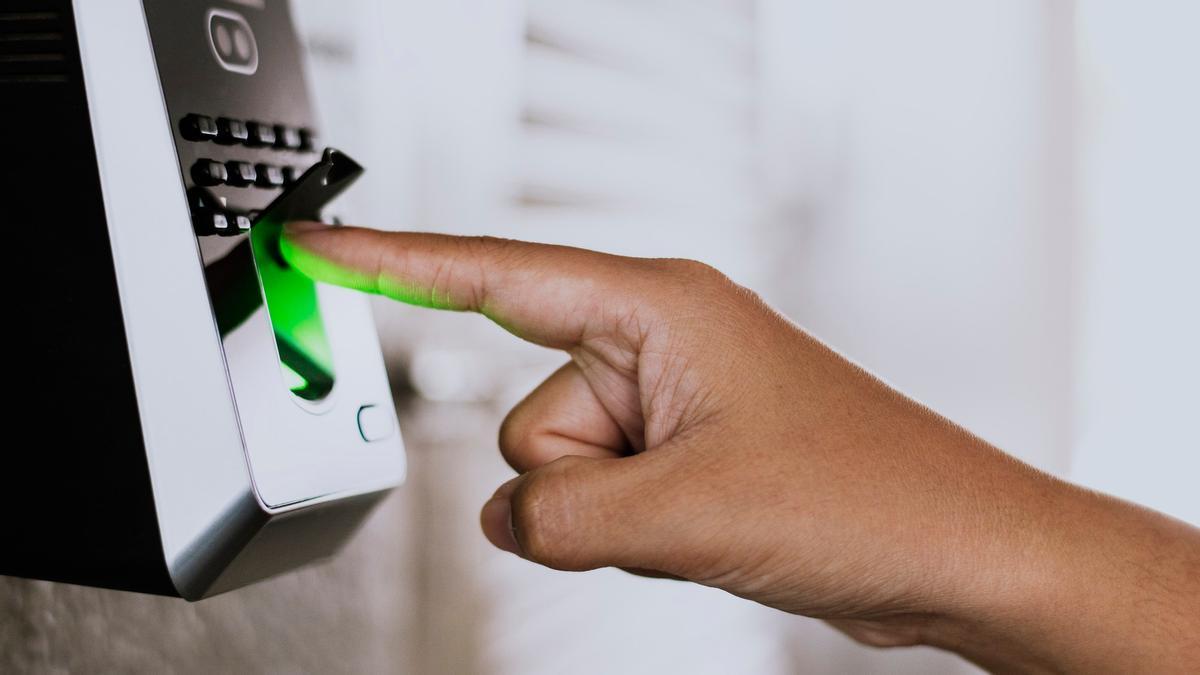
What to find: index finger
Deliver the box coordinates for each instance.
[279,222,644,348]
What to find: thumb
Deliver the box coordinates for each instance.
[480,453,688,574]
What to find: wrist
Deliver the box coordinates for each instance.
[925,478,1200,672]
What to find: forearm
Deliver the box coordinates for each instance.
[929,478,1200,673]
[767,329,1200,672]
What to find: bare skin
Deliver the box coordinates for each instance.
[282,222,1200,673]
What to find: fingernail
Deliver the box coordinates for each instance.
[481,497,522,556]
[283,220,329,236]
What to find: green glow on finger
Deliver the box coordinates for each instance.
[278,232,379,294]
[279,231,461,311]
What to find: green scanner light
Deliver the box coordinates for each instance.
[251,218,336,401]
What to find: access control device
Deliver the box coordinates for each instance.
[3,0,405,599]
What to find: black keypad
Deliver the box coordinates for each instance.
[187,186,221,211]
[247,121,277,147]
[275,125,303,150]
[180,114,318,235]
[192,159,228,186]
[225,161,258,186]
[216,117,250,145]
[181,114,316,155]
[256,164,285,188]
[181,114,218,142]
[192,206,259,237]
[191,210,231,236]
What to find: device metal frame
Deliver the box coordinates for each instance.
[72,0,404,599]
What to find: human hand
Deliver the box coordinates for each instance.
[281,223,1200,673]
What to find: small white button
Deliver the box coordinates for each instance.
[356,405,395,443]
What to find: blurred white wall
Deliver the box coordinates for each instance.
[759,0,1075,476]
[295,2,797,674]
[1070,0,1200,526]
[290,0,1196,673]
[758,1,1072,672]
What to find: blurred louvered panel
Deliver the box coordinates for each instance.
[525,0,754,106]
[517,0,763,280]
[519,126,758,215]
[0,6,70,84]
[523,44,752,167]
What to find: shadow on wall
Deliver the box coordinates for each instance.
[0,402,428,673]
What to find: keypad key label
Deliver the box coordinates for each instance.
[256,164,286,188]
[274,125,303,150]
[192,159,228,186]
[181,114,219,142]
[247,121,278,147]
[225,161,258,186]
[216,117,250,145]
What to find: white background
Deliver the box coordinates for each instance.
[290,1,1199,672]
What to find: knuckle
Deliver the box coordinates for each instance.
[497,407,536,469]
[512,457,589,569]
[463,235,512,258]
[497,408,524,455]
[648,258,740,312]
[426,259,457,307]
[456,236,523,310]
[654,258,732,296]
[682,258,723,279]
[663,258,724,282]
[463,236,525,270]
